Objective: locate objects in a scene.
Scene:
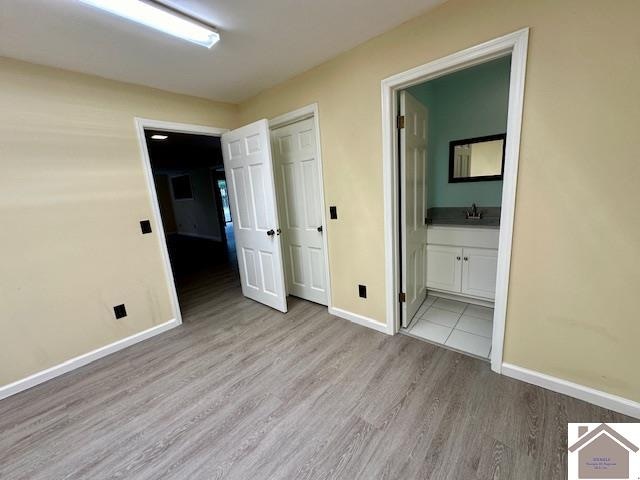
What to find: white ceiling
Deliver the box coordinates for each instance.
[0,0,444,102]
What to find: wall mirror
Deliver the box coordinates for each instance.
[449,133,506,183]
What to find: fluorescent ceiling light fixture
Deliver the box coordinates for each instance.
[151,134,168,140]
[79,0,220,48]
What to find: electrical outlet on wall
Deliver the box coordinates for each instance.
[140,220,152,234]
[113,304,127,319]
[358,285,367,298]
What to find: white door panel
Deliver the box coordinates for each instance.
[222,119,287,312]
[271,117,327,305]
[400,91,429,327]
[426,245,463,293]
[462,247,498,299]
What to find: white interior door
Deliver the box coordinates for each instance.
[221,119,287,312]
[400,91,429,327]
[271,117,328,305]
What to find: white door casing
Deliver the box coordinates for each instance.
[221,119,288,312]
[400,91,429,327]
[271,117,328,305]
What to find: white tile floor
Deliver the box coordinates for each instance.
[405,296,494,359]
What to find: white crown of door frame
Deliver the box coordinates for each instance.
[134,117,229,328]
[268,103,333,311]
[380,29,529,373]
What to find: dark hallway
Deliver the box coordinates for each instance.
[145,129,237,291]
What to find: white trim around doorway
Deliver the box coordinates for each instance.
[134,118,229,330]
[268,103,333,311]
[380,28,530,372]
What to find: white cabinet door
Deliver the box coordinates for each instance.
[271,117,327,306]
[461,247,498,300]
[426,245,462,293]
[400,91,429,327]
[222,119,288,313]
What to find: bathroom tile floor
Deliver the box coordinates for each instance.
[403,295,493,359]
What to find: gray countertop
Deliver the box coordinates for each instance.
[426,206,501,228]
[426,218,500,228]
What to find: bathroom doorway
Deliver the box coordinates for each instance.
[381,29,529,372]
[397,56,511,361]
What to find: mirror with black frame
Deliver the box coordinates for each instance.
[448,133,506,183]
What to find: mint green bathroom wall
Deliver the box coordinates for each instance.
[407,55,511,207]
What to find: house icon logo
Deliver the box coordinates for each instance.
[568,423,640,479]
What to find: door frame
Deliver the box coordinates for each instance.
[134,117,228,327]
[268,103,333,309]
[381,28,529,373]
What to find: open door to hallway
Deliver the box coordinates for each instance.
[221,119,288,313]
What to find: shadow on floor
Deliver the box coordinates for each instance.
[166,226,237,286]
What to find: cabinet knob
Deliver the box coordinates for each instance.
[456,256,461,261]
[464,257,469,261]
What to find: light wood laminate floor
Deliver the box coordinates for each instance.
[0,265,632,479]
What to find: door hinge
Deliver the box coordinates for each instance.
[397,115,405,129]
[399,292,406,303]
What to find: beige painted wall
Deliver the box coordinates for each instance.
[238,0,640,401]
[0,57,238,386]
[2,0,639,404]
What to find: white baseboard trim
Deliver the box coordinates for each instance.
[501,363,640,419]
[0,318,180,401]
[328,307,391,335]
[427,289,494,308]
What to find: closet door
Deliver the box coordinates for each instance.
[271,117,327,305]
[221,119,287,312]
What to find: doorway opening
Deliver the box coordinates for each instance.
[136,119,234,324]
[138,107,331,323]
[381,29,529,372]
[398,55,511,361]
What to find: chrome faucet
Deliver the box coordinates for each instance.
[465,203,482,220]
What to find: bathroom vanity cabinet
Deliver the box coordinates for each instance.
[426,225,499,302]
